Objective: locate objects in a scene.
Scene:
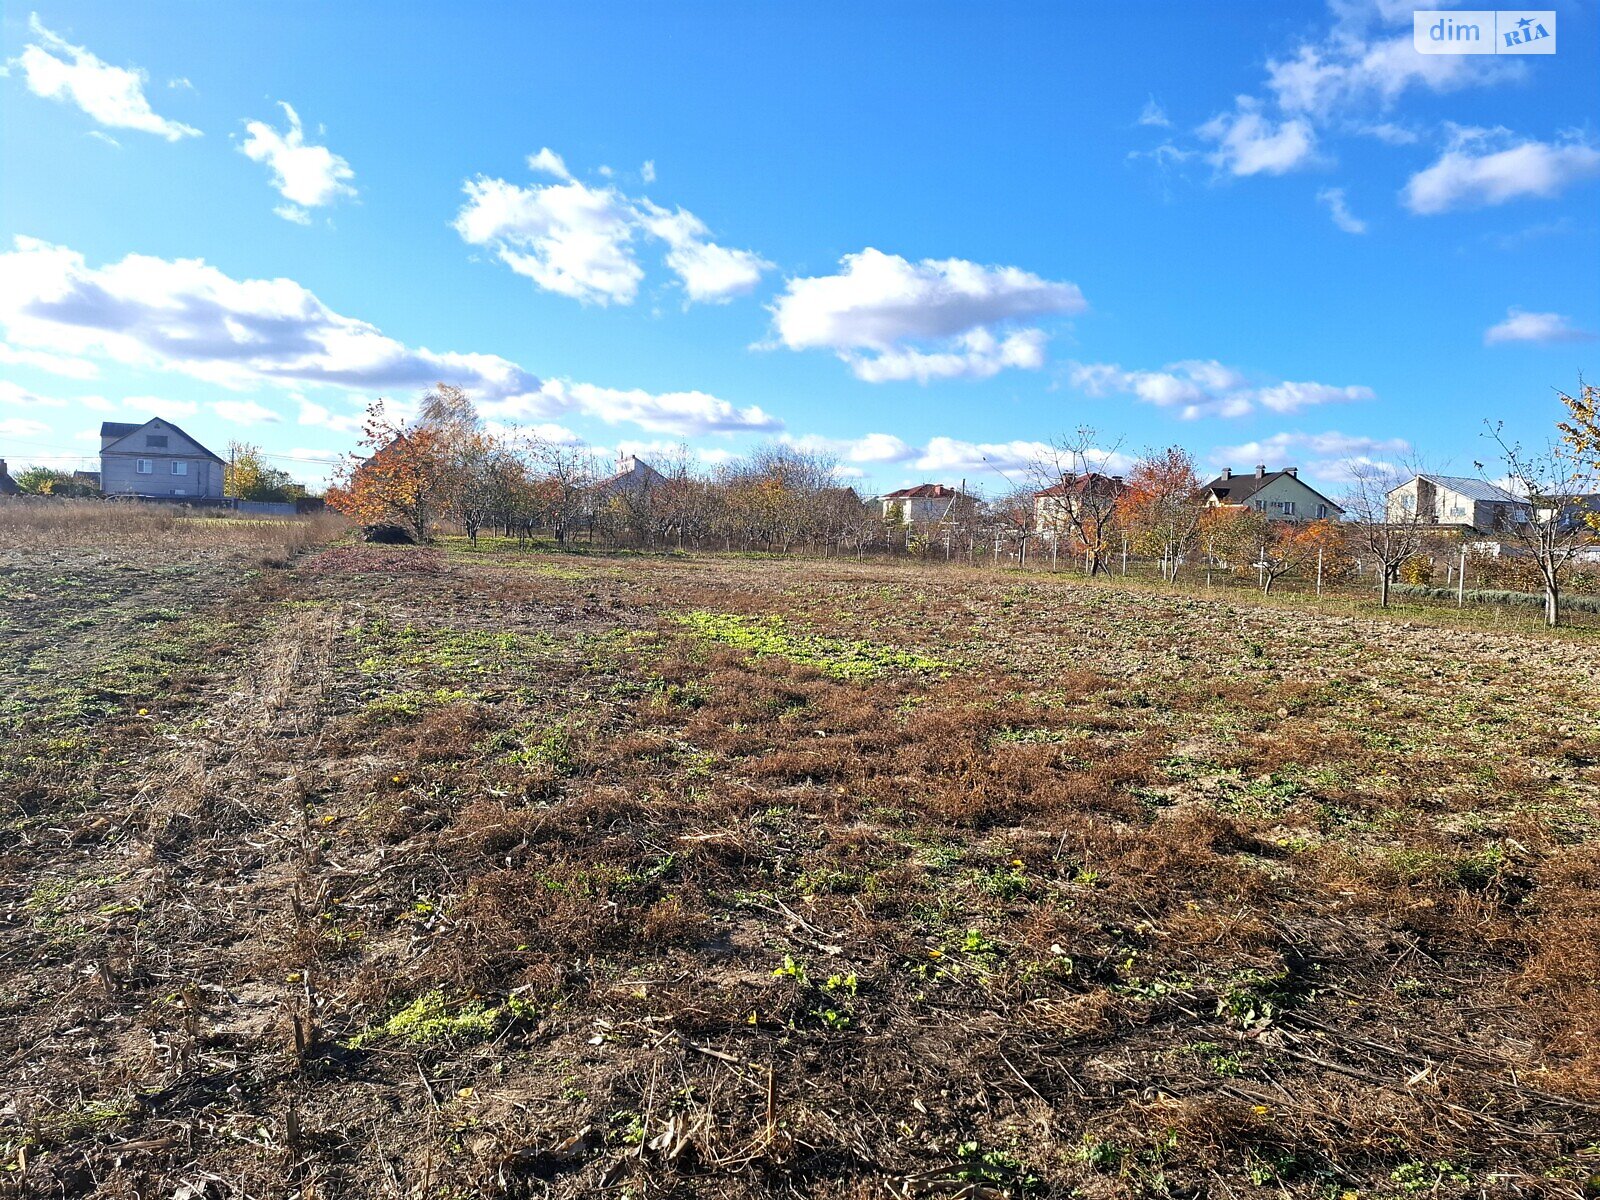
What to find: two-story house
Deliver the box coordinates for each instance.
[100,419,226,500]
[879,483,975,525]
[1384,474,1531,533]
[1201,466,1342,523]
[1034,472,1126,538]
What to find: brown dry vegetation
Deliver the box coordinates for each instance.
[2,524,1599,1199]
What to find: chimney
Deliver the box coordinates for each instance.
[617,452,637,474]
[1221,467,1231,480]
[1254,464,1266,479]
[0,459,6,477]
[1285,467,1298,478]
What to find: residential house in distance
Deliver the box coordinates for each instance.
[0,459,20,496]
[1034,472,1126,538]
[879,483,974,525]
[1384,474,1530,534]
[100,419,226,500]
[1202,465,1342,522]
[590,453,666,503]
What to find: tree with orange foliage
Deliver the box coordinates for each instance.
[1260,517,1342,594]
[1196,504,1261,585]
[1116,446,1205,582]
[325,400,450,541]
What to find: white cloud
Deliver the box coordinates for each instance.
[526,147,572,180]
[551,381,780,436]
[0,416,51,438]
[297,397,365,435]
[0,236,537,399]
[1403,130,1600,214]
[481,378,781,438]
[1199,96,1317,177]
[768,248,1084,383]
[1137,96,1171,128]
[1071,359,1372,420]
[123,396,199,420]
[1211,429,1413,482]
[15,15,199,141]
[213,398,282,425]
[0,341,99,378]
[455,176,643,305]
[0,380,112,410]
[1266,36,1516,120]
[638,202,772,303]
[1316,186,1367,234]
[641,160,656,183]
[455,159,770,305]
[1255,380,1375,412]
[1484,308,1597,346]
[240,102,357,219]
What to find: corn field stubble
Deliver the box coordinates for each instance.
[2,527,1599,1199]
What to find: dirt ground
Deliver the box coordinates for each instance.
[3,534,1599,1199]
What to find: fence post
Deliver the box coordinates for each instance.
[1458,545,1467,607]
[1316,547,1323,597]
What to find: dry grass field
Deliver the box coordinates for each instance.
[3,521,1599,1199]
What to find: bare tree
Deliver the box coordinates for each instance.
[1029,427,1127,576]
[1483,390,1600,627]
[1341,456,1431,608]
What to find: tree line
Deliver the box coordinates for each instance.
[324,381,1600,626]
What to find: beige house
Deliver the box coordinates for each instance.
[1201,466,1341,522]
[879,483,974,525]
[1033,472,1126,538]
[100,419,226,500]
[1385,474,1531,533]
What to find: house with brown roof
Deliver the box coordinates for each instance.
[878,483,974,525]
[100,418,226,500]
[1033,472,1126,537]
[1202,465,1341,523]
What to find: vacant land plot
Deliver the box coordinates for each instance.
[3,531,1598,1198]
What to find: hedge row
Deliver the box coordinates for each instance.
[1389,582,1600,614]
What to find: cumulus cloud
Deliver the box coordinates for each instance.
[478,379,780,438]
[455,176,642,304]
[1316,186,1367,233]
[14,15,199,141]
[637,202,772,304]
[526,147,571,180]
[240,102,357,221]
[455,159,769,305]
[212,398,281,425]
[1070,358,1372,420]
[1211,429,1414,481]
[1484,308,1596,346]
[768,249,1085,383]
[1266,35,1517,120]
[1403,129,1600,214]
[1198,96,1317,176]
[0,236,537,399]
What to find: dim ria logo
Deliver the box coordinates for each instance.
[1414,10,1555,54]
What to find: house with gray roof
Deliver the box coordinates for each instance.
[100,419,226,500]
[1201,465,1342,523]
[1385,474,1531,534]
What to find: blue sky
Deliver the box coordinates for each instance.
[1,1,1597,496]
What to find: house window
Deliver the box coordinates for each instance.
[1282,501,1296,515]
[1317,504,1328,518]
[146,435,168,448]
[1253,500,1266,511]
[135,458,154,474]
[171,461,188,476]
[173,488,186,496]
